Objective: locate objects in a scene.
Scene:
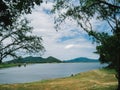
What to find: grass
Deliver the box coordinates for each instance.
[0,68,118,90]
[0,63,18,68]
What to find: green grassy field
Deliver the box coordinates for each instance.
[0,68,118,90]
[0,63,18,68]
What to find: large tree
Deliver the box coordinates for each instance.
[53,0,120,89]
[0,17,44,63]
[0,0,45,63]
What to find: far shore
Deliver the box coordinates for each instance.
[0,62,100,69]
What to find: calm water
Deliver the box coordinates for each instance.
[0,63,106,84]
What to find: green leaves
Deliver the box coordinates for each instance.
[0,0,43,27]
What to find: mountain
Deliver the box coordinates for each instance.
[64,57,99,63]
[6,56,62,63]
[45,56,62,63]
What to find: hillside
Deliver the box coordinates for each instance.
[6,56,62,63]
[64,57,99,63]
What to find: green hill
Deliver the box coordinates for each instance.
[45,56,62,63]
[6,56,62,63]
[64,57,99,63]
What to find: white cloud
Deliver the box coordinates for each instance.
[65,44,93,49]
[65,44,74,49]
[26,2,99,60]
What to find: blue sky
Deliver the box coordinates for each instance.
[26,1,100,60]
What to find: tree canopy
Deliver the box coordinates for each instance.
[0,0,44,63]
[0,0,43,27]
[53,0,120,33]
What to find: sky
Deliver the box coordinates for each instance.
[26,1,100,60]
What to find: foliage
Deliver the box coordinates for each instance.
[0,0,43,27]
[95,35,120,68]
[53,0,120,32]
[0,17,45,63]
[0,0,45,63]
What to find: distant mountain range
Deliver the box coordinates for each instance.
[5,56,99,64]
[6,56,62,63]
[64,57,98,63]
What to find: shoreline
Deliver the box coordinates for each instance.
[0,63,18,69]
[0,62,102,69]
[0,68,117,90]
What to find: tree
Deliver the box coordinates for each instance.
[0,17,44,63]
[53,0,120,89]
[0,0,43,27]
[0,0,45,63]
[94,29,120,88]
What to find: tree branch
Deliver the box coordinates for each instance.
[2,45,24,59]
[87,0,120,8]
[99,0,120,8]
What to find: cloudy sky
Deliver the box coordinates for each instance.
[26,2,100,60]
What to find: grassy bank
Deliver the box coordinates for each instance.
[0,68,118,90]
[0,63,18,68]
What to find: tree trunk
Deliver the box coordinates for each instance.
[116,68,120,90]
[0,59,2,64]
[116,54,120,90]
[116,28,120,90]
[0,54,3,64]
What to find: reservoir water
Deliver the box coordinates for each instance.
[0,63,106,84]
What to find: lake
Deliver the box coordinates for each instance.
[0,63,106,84]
